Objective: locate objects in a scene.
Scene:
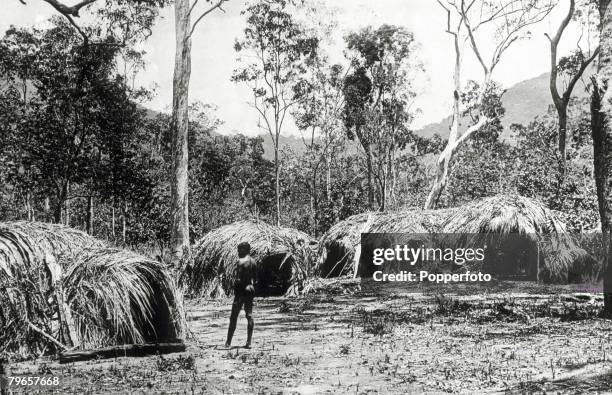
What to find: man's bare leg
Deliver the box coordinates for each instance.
[245,314,254,348]
[225,301,241,347]
[244,299,254,348]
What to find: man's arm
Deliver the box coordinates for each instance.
[250,258,257,286]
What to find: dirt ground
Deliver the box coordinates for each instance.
[6,282,612,394]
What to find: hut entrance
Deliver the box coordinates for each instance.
[320,247,350,278]
[255,254,293,296]
[481,234,538,281]
[137,280,179,343]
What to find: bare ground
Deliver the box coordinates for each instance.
[6,283,612,394]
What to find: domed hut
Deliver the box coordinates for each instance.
[0,221,184,357]
[185,221,317,297]
[317,209,452,278]
[440,195,596,282]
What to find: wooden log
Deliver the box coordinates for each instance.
[27,321,69,351]
[44,252,79,348]
[59,342,186,364]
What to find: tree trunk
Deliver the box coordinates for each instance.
[425,32,462,210]
[53,183,68,224]
[170,0,192,262]
[122,199,127,244]
[592,0,612,316]
[25,190,32,221]
[274,140,281,226]
[312,167,319,237]
[325,153,331,201]
[557,104,569,177]
[390,153,397,208]
[64,182,70,226]
[54,203,61,224]
[111,197,116,240]
[425,106,459,210]
[86,195,94,235]
[366,144,374,209]
[380,159,387,212]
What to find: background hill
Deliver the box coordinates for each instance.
[414,71,592,140]
[255,71,593,159]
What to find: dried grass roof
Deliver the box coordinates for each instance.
[184,220,317,297]
[64,248,183,348]
[0,221,183,357]
[317,209,448,277]
[439,195,595,283]
[0,221,105,272]
[441,195,566,234]
[318,195,596,282]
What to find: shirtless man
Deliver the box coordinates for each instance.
[225,241,256,348]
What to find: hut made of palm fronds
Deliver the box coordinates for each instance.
[0,221,183,358]
[441,195,566,234]
[440,195,595,283]
[184,221,317,297]
[64,248,183,349]
[317,209,450,278]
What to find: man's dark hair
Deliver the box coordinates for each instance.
[237,242,251,258]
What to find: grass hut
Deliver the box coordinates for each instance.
[440,194,596,282]
[0,221,183,357]
[317,212,380,278]
[64,248,183,349]
[441,195,566,234]
[318,210,443,278]
[185,221,316,297]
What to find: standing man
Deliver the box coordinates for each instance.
[225,242,256,348]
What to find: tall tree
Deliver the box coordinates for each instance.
[343,25,422,211]
[591,0,612,316]
[5,22,121,224]
[170,0,227,261]
[13,0,168,230]
[292,60,346,235]
[232,0,319,226]
[547,0,599,176]
[425,0,555,209]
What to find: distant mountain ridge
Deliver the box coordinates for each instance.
[256,70,592,158]
[4,71,585,161]
[414,71,591,140]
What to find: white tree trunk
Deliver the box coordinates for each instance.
[170,0,192,261]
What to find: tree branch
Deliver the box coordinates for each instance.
[41,0,98,17]
[437,116,489,165]
[187,0,227,39]
[64,13,89,42]
[563,45,600,102]
[188,0,200,16]
[27,321,70,351]
[461,0,489,75]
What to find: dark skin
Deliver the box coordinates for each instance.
[225,249,257,348]
[235,256,257,292]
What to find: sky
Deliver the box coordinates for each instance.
[1,0,590,136]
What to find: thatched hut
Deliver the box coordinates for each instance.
[185,221,317,297]
[441,195,566,234]
[440,195,595,282]
[318,195,596,283]
[317,209,449,278]
[0,221,183,357]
